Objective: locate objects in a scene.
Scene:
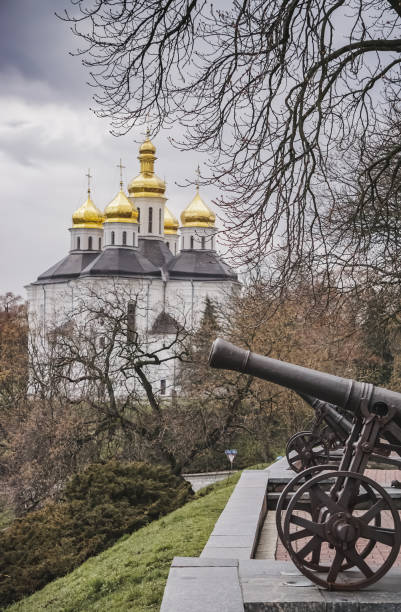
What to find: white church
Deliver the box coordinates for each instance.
[27,135,239,395]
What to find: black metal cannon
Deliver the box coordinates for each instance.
[209,338,401,591]
[285,394,352,472]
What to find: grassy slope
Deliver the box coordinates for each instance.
[6,473,242,612]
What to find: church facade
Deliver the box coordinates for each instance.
[26,136,239,395]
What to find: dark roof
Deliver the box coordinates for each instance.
[138,238,173,267]
[36,252,99,282]
[166,250,238,280]
[80,248,161,277]
[150,311,181,334]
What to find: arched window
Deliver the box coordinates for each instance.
[88,236,92,250]
[98,237,102,250]
[133,232,135,246]
[137,207,141,232]
[77,236,81,250]
[166,241,170,250]
[174,243,177,255]
[148,207,153,233]
[122,231,127,245]
[111,231,115,245]
[201,236,205,249]
[160,379,166,395]
[211,237,214,250]
[159,208,162,234]
[190,235,194,249]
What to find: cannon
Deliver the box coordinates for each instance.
[285,394,352,472]
[209,338,401,591]
[288,395,396,473]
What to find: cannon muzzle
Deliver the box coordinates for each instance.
[209,338,401,418]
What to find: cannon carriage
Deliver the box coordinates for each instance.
[209,338,401,591]
[285,394,352,472]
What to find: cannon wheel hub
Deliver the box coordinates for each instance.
[326,513,360,546]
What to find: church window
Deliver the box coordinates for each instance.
[127,301,136,343]
[88,236,93,250]
[138,207,141,232]
[148,207,153,233]
[166,241,170,250]
[160,379,166,395]
[123,231,127,245]
[175,243,177,255]
[211,237,214,250]
[77,237,81,250]
[159,208,162,234]
[98,237,102,250]
[111,231,115,245]
[190,236,194,249]
[133,232,135,246]
[201,236,205,249]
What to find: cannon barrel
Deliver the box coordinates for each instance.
[298,393,352,436]
[209,338,401,419]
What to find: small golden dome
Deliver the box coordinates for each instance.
[139,138,156,154]
[72,194,103,228]
[164,206,179,235]
[128,136,166,198]
[104,190,138,223]
[180,189,216,227]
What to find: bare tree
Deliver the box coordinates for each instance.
[61,1,401,278]
[28,282,191,472]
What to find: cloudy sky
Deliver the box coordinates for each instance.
[0,0,208,298]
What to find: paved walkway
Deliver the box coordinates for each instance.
[256,467,401,568]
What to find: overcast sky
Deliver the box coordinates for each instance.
[0,0,209,298]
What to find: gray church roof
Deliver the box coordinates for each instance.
[35,252,99,283]
[166,250,238,280]
[138,238,173,267]
[34,246,237,284]
[80,248,161,277]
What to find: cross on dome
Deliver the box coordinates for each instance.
[116,158,125,190]
[85,168,92,195]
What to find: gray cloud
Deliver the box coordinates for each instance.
[0,1,213,297]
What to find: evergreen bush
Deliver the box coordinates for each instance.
[0,461,192,607]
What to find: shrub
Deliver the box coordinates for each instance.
[0,461,192,607]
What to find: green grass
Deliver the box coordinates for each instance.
[5,472,243,612]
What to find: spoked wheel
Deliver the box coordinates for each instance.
[283,471,401,590]
[276,464,337,551]
[286,431,330,473]
[277,466,382,572]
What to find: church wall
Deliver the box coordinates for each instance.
[165,278,239,329]
[69,227,103,252]
[129,195,166,240]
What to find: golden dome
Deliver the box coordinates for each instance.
[180,189,216,227]
[128,135,166,198]
[72,194,103,228]
[104,190,138,223]
[164,206,179,235]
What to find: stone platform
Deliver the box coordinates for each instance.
[160,458,401,611]
[162,557,401,611]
